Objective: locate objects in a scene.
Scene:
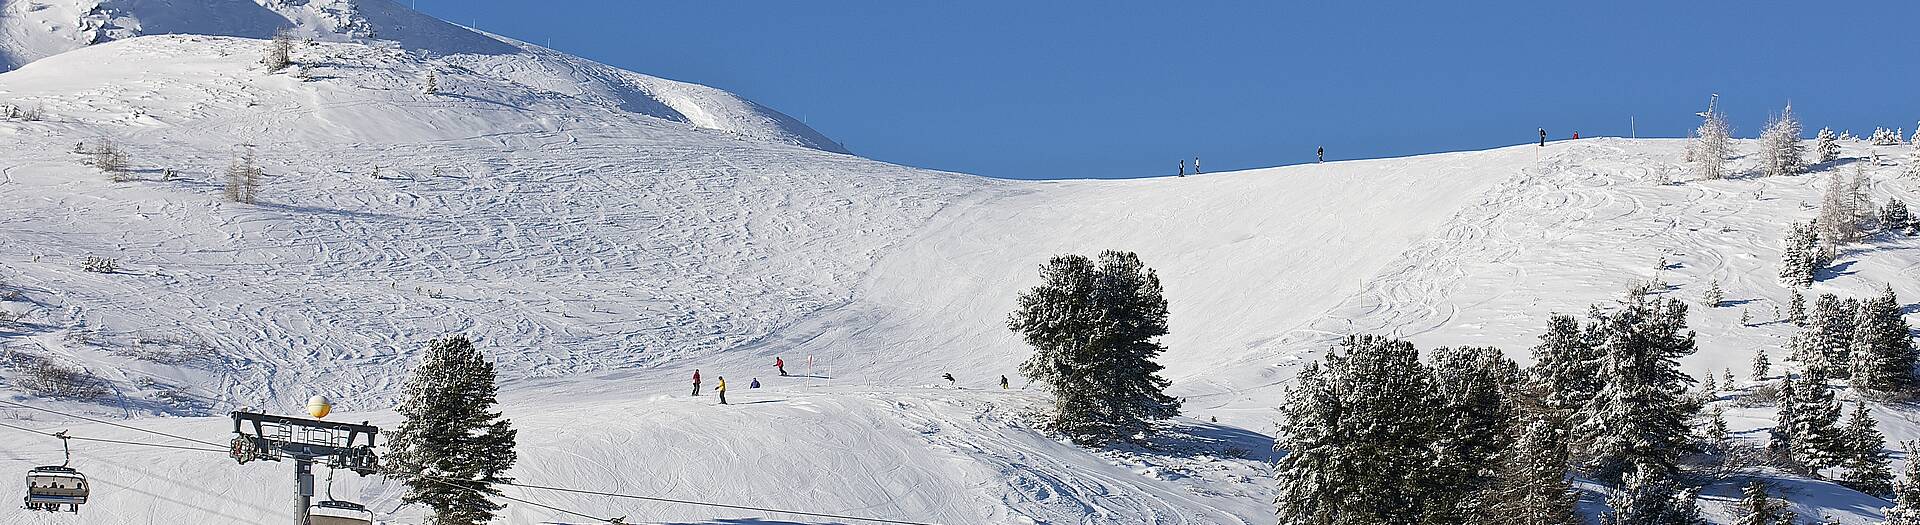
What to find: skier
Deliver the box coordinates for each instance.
[999,375,1009,389]
[1178,159,1185,177]
[942,373,956,387]
[750,378,761,389]
[1572,130,1580,140]
[1317,146,1324,163]
[1193,157,1201,174]
[776,356,787,377]
[1539,128,1547,146]
[692,369,702,396]
[715,376,728,405]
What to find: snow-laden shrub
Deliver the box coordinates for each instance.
[81,256,117,273]
[1871,127,1905,146]
[11,357,110,400]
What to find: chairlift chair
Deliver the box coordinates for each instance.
[309,499,374,525]
[23,465,88,512]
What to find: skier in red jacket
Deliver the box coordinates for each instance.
[692,369,702,396]
[776,357,787,377]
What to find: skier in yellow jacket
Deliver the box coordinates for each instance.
[715,376,729,405]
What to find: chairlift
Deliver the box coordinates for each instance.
[23,432,88,513]
[309,499,374,525]
[309,465,373,525]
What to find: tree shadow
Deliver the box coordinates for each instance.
[1127,421,1279,463]
[1814,260,1858,281]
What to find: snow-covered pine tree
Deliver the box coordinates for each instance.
[1479,417,1580,525]
[1752,348,1771,381]
[1575,287,1699,483]
[1796,293,1857,377]
[1704,404,1731,452]
[1781,220,1827,287]
[1885,442,1920,525]
[423,70,439,95]
[1010,250,1180,445]
[1703,373,1718,396]
[1781,368,1846,472]
[1836,400,1895,497]
[1816,127,1842,163]
[1530,314,1603,425]
[1696,109,1733,180]
[1703,280,1725,308]
[1602,468,1703,525]
[1273,335,1436,525]
[1873,128,1903,146]
[382,335,519,525]
[1733,481,1789,525]
[1878,199,1912,233]
[1760,104,1807,177]
[1425,346,1522,523]
[1788,290,1807,325]
[1724,368,1736,387]
[1849,285,1918,395]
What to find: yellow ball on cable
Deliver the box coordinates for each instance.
[306,395,332,419]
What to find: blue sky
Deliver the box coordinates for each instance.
[416,1,1920,180]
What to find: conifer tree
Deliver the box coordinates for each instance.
[1816,127,1842,163]
[1836,401,1895,497]
[1733,481,1788,525]
[1794,293,1856,377]
[1010,250,1180,444]
[1781,221,1827,287]
[1479,417,1580,525]
[1849,285,1918,395]
[1704,404,1730,452]
[1725,368,1737,388]
[1788,289,1808,325]
[1776,369,1845,471]
[1761,103,1807,177]
[1531,314,1603,424]
[1425,346,1521,524]
[1703,374,1718,396]
[1704,280,1725,308]
[1602,469,1702,525]
[1881,199,1912,234]
[1576,288,1699,483]
[1884,442,1920,525]
[383,335,519,525]
[1274,335,1436,525]
[1752,348,1771,381]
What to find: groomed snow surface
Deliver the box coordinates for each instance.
[4,6,1920,523]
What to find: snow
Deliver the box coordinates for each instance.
[5,3,1920,523]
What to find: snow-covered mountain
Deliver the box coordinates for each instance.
[1,0,849,153]
[6,2,1920,524]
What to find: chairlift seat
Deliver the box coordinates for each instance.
[310,499,373,525]
[24,465,88,512]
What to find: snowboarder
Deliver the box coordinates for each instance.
[1178,159,1185,177]
[750,378,761,389]
[942,373,956,387]
[1000,375,1009,389]
[692,369,702,396]
[776,356,787,376]
[1539,128,1547,146]
[1317,146,1324,163]
[715,376,728,405]
[1572,131,1580,140]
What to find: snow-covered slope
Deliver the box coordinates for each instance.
[7,5,1920,524]
[0,0,847,152]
